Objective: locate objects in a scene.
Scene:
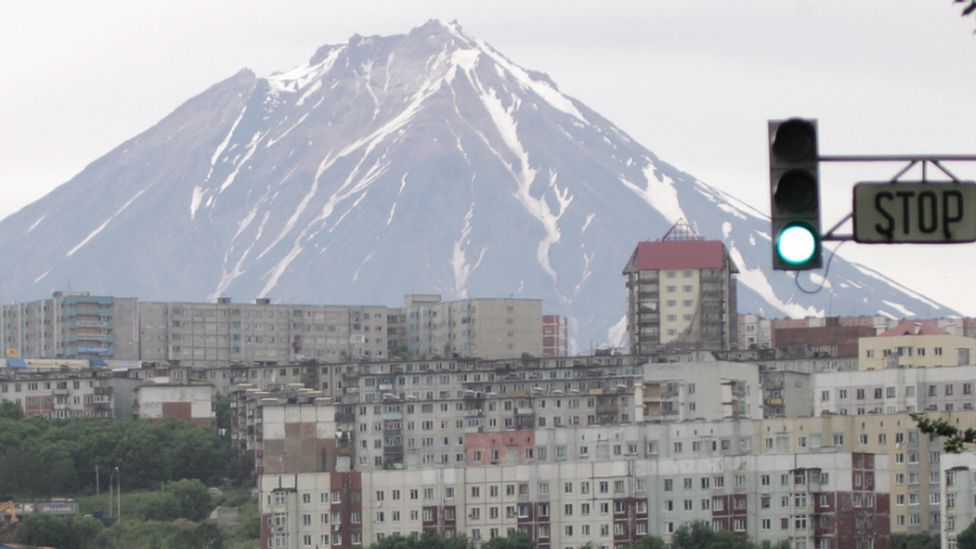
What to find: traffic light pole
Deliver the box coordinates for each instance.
[816,154,976,242]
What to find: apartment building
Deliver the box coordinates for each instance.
[541,315,568,357]
[639,357,762,422]
[387,295,543,360]
[761,369,813,418]
[0,291,139,360]
[138,298,389,367]
[0,368,114,418]
[859,320,976,370]
[762,411,976,537]
[231,385,341,475]
[940,452,976,549]
[623,233,738,355]
[181,354,640,404]
[738,314,773,350]
[813,364,976,416]
[336,362,640,472]
[258,449,889,549]
[133,382,214,427]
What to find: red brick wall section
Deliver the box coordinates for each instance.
[260,512,271,549]
[161,401,193,421]
[464,431,536,466]
[330,472,362,548]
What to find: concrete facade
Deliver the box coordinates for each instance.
[761,369,813,419]
[941,452,976,549]
[0,292,139,360]
[624,239,738,355]
[138,299,389,367]
[639,357,762,422]
[541,315,568,357]
[859,320,976,370]
[0,368,115,418]
[813,365,976,416]
[388,295,544,360]
[134,383,214,427]
[259,450,889,549]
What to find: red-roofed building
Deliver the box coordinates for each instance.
[622,224,738,355]
[878,319,946,337]
[858,319,976,370]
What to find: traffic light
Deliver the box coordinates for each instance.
[769,118,822,270]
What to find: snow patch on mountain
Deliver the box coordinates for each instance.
[26,214,45,234]
[882,300,915,317]
[66,186,149,257]
[728,244,822,318]
[205,105,247,183]
[618,165,687,226]
[190,186,207,220]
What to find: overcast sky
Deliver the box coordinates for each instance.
[2,1,975,315]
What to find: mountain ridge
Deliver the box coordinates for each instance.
[0,20,955,350]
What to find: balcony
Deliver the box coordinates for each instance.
[596,403,618,415]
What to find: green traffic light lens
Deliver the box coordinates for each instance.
[776,224,819,265]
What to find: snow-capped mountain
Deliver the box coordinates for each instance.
[0,20,953,350]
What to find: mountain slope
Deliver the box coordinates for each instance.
[0,20,953,350]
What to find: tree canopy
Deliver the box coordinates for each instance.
[959,519,976,549]
[0,415,250,497]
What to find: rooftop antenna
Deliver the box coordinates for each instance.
[660,219,702,241]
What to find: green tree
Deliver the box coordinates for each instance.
[484,531,535,549]
[891,532,941,549]
[0,416,249,498]
[959,519,976,549]
[671,521,755,549]
[214,392,232,433]
[370,530,470,549]
[628,536,666,549]
[14,513,104,549]
[170,520,224,549]
[169,478,213,521]
[0,400,23,420]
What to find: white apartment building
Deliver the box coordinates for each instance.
[639,357,763,422]
[387,295,543,360]
[941,452,976,549]
[813,365,976,416]
[0,292,139,360]
[139,298,389,367]
[859,320,976,370]
[259,450,889,549]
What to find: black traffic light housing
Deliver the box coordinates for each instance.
[769,118,822,270]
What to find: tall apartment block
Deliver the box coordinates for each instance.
[541,315,568,357]
[0,291,139,360]
[623,231,738,355]
[387,295,543,360]
[138,298,389,367]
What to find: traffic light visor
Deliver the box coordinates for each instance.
[772,119,817,163]
[774,170,818,213]
[776,223,819,266]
